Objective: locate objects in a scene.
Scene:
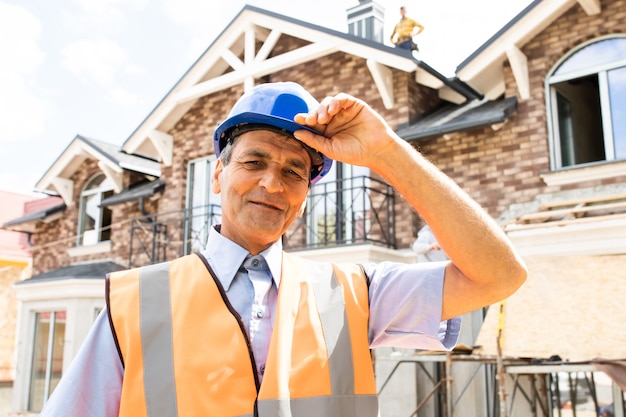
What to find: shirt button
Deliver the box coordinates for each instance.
[252,259,260,267]
[260,364,265,375]
[256,309,264,318]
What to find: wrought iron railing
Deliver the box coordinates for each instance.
[128,175,396,267]
[128,204,222,268]
[284,175,396,250]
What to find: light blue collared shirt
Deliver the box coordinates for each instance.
[39,225,459,417]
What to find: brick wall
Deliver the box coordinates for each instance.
[32,160,145,276]
[0,266,26,382]
[37,2,625,273]
[159,37,441,251]
[419,0,626,219]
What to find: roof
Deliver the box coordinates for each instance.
[120,4,479,163]
[396,96,518,141]
[35,134,161,206]
[101,179,166,207]
[455,0,602,101]
[456,0,541,72]
[0,191,40,262]
[16,261,126,284]
[82,136,161,174]
[2,201,66,234]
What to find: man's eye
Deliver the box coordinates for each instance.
[287,169,307,180]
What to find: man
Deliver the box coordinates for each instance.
[39,82,526,416]
[413,223,448,262]
[390,6,424,50]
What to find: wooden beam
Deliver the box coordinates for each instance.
[244,25,255,64]
[148,129,173,166]
[174,40,340,104]
[51,177,74,206]
[98,161,124,193]
[254,29,282,63]
[577,0,601,15]
[366,59,394,109]
[506,45,530,100]
[220,48,245,72]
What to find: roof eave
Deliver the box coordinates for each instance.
[120,4,463,162]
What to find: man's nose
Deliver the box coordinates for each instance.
[258,168,284,193]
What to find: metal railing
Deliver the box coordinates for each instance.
[128,204,222,268]
[128,175,396,267]
[284,175,396,250]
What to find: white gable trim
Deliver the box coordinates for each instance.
[457,0,603,100]
[457,0,579,99]
[147,129,174,167]
[97,161,124,193]
[121,7,428,161]
[577,0,601,15]
[367,59,394,109]
[173,39,344,105]
[506,45,530,100]
[36,138,124,201]
[50,177,74,206]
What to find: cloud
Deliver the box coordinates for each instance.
[65,0,149,32]
[61,37,137,86]
[105,87,145,109]
[0,2,51,144]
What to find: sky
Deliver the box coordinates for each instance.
[0,0,533,197]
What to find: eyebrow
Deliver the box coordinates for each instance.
[239,149,309,172]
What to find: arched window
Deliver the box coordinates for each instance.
[546,35,626,169]
[77,173,114,246]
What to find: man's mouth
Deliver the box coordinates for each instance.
[251,200,282,211]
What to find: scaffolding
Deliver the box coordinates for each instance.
[376,350,626,417]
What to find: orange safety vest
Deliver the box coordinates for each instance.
[106,252,378,417]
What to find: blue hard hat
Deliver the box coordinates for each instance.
[214,82,333,184]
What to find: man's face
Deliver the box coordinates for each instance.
[212,130,311,254]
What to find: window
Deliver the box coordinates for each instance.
[186,157,221,254]
[547,36,626,170]
[77,173,114,246]
[306,163,370,247]
[28,310,66,412]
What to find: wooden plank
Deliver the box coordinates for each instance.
[505,212,626,231]
[516,201,626,223]
[538,193,626,211]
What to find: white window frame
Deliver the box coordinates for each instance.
[12,280,105,413]
[77,173,114,246]
[185,156,221,254]
[545,35,626,181]
[305,163,370,247]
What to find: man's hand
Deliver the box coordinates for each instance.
[293,93,398,170]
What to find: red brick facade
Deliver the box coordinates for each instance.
[28,0,626,276]
[419,0,626,218]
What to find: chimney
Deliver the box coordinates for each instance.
[346,0,385,43]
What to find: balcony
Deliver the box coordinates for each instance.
[128,175,396,267]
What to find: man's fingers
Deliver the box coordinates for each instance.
[294,129,324,148]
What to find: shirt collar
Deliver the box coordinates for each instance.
[203,225,283,291]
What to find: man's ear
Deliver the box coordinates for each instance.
[212,159,223,194]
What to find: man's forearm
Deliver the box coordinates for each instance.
[372,138,527,317]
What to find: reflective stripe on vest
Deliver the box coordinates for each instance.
[107,253,377,417]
